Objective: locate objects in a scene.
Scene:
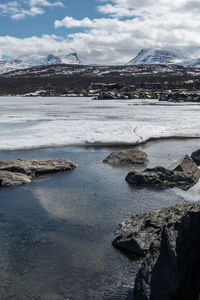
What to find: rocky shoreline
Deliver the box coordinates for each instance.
[159,91,200,103]
[93,90,200,103]
[112,148,200,299]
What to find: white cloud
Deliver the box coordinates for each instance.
[0,0,63,19]
[11,7,44,20]
[29,0,63,8]
[55,17,94,28]
[0,35,72,58]
[53,0,200,64]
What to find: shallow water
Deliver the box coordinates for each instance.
[0,138,200,299]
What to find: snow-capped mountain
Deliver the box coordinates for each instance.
[40,52,82,66]
[128,47,200,67]
[0,52,82,74]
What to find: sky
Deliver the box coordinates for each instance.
[0,0,200,64]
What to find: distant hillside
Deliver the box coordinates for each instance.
[0,64,200,96]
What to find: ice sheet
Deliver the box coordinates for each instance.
[0,97,200,150]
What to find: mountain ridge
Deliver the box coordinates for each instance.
[0,52,82,74]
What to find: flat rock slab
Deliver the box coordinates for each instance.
[103,149,148,166]
[169,154,200,179]
[0,159,77,187]
[126,166,197,191]
[113,201,200,256]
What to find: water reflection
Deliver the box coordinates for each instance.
[33,187,104,226]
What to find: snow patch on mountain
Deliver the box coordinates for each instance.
[128,47,200,67]
[0,52,82,74]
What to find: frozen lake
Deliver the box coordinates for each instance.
[0,97,200,150]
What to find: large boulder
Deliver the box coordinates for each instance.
[112,201,199,256]
[0,158,77,187]
[125,166,197,191]
[191,149,200,166]
[133,202,200,300]
[103,149,148,166]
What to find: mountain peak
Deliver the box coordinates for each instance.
[46,54,62,64]
[128,46,200,67]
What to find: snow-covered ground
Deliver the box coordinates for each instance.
[0,97,200,150]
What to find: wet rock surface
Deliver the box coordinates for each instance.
[103,149,148,166]
[0,159,77,187]
[133,202,200,300]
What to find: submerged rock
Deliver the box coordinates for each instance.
[125,166,197,190]
[133,202,200,300]
[103,149,148,166]
[191,149,200,166]
[0,158,77,187]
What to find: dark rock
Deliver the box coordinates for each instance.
[98,90,116,100]
[0,158,77,187]
[133,201,200,300]
[191,149,200,166]
[126,166,197,190]
[103,149,148,166]
[159,93,168,101]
